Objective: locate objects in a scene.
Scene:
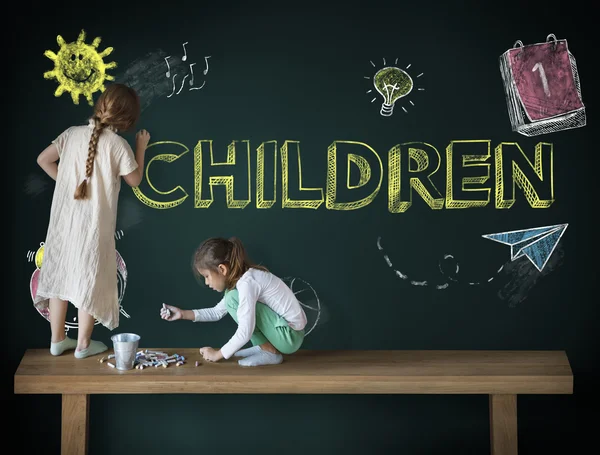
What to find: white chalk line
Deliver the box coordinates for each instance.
[377,236,504,289]
[284,276,321,336]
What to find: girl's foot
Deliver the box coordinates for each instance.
[74,340,108,359]
[238,350,283,367]
[233,346,262,357]
[50,337,77,356]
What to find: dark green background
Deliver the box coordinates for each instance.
[7,1,594,453]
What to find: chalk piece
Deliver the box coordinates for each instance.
[106,362,115,368]
[195,361,199,367]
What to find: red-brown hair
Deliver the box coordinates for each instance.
[74,83,140,199]
[193,237,268,290]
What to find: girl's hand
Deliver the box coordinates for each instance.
[160,303,182,321]
[136,129,151,150]
[199,347,223,362]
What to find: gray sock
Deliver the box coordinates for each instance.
[50,337,77,356]
[238,350,283,367]
[74,340,108,359]
[233,346,262,357]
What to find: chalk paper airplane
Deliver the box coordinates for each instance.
[482,224,568,272]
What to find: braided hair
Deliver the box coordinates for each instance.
[74,84,141,200]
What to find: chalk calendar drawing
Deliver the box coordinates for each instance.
[44,30,117,106]
[499,34,585,136]
[364,58,424,117]
[28,234,130,332]
[377,224,567,295]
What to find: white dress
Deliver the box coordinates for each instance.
[33,119,138,330]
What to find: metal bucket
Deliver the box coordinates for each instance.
[110,333,140,370]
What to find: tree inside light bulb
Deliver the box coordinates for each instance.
[373,67,413,116]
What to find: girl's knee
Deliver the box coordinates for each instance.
[274,332,304,355]
[277,345,300,355]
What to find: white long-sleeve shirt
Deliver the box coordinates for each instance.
[192,268,307,359]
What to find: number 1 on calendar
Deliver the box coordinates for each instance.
[532,62,551,98]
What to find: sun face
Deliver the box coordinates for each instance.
[43,30,117,106]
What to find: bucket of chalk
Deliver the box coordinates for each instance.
[110,333,140,370]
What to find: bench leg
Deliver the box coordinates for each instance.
[62,394,90,455]
[489,394,518,455]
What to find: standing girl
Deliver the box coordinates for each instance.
[161,237,307,366]
[34,83,150,358]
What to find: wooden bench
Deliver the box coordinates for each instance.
[13,349,573,455]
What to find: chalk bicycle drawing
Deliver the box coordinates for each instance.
[282,276,321,336]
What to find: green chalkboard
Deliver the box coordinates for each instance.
[8,1,594,453]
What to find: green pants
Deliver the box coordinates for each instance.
[224,289,304,355]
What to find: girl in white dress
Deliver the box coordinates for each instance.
[35,83,150,359]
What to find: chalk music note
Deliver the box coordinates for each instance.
[167,74,178,98]
[182,42,188,62]
[189,63,196,86]
[189,80,206,91]
[164,56,172,78]
[203,56,211,75]
[177,74,189,95]
[189,61,206,91]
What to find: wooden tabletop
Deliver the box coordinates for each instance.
[14,349,573,395]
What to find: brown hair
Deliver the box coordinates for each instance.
[74,83,141,200]
[193,237,268,290]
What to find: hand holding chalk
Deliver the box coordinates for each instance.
[160,303,182,321]
[136,129,151,152]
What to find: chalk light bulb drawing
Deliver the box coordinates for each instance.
[43,29,117,106]
[34,243,45,270]
[28,239,129,331]
[373,67,413,116]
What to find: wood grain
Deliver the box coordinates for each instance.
[61,394,89,455]
[490,394,518,455]
[14,349,573,395]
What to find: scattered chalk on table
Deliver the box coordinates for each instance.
[103,349,188,370]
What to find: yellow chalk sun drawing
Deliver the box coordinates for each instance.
[43,30,117,106]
